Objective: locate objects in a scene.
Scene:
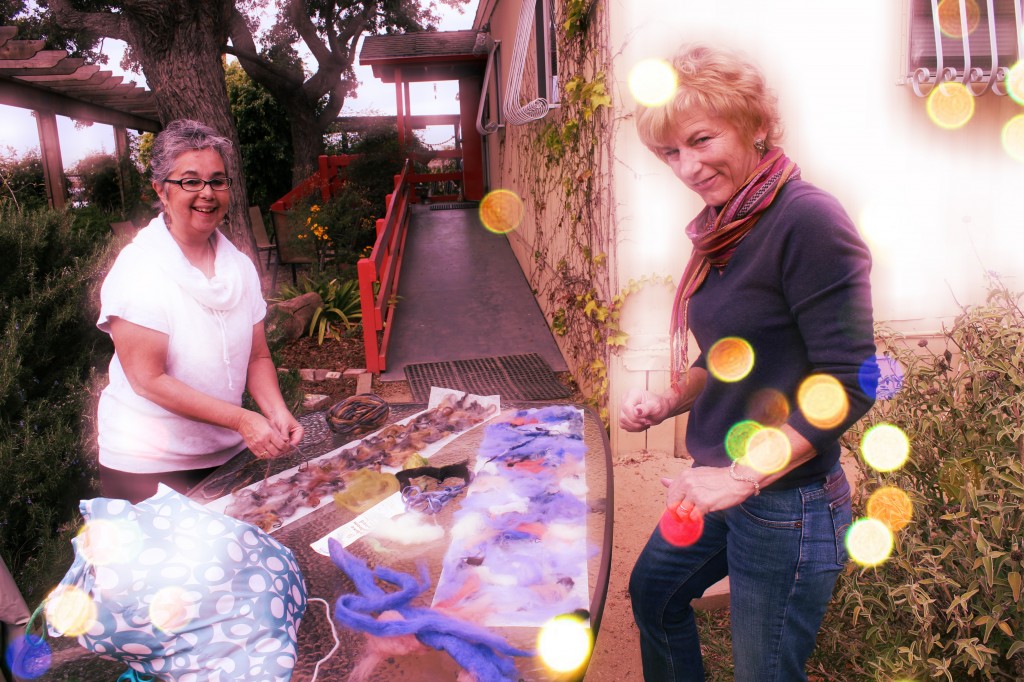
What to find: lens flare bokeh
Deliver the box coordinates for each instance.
[479,189,524,234]
[658,506,705,547]
[747,389,789,427]
[870,355,905,400]
[860,423,910,472]
[628,58,678,107]
[725,420,763,461]
[5,633,52,680]
[149,585,192,634]
[537,613,592,673]
[1008,61,1024,106]
[44,585,97,637]
[866,486,914,532]
[926,82,975,130]
[1002,114,1024,163]
[937,0,980,37]
[745,427,791,474]
[797,374,849,430]
[707,337,754,383]
[846,517,894,567]
[78,518,144,566]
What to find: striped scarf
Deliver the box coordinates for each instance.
[670,147,800,385]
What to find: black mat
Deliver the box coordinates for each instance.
[429,201,478,211]
[403,353,572,402]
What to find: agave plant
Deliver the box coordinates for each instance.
[308,277,362,344]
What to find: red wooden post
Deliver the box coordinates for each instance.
[357,256,380,374]
[458,74,485,201]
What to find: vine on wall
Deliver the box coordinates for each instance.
[498,0,619,422]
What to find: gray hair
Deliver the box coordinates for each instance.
[149,119,233,184]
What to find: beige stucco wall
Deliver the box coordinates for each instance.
[474,0,615,399]
[473,0,1022,456]
[607,0,1024,455]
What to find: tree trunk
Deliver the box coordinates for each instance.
[286,101,324,186]
[122,4,259,263]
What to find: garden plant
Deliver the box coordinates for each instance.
[813,275,1024,680]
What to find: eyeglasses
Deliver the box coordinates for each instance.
[164,177,233,192]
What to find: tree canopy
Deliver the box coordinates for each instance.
[7,0,469,257]
[226,0,468,183]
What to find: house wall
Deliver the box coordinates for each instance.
[607,0,1024,456]
[474,0,616,413]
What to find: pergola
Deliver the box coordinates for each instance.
[0,25,159,209]
[359,30,489,201]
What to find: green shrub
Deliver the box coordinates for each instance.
[340,123,430,214]
[69,151,146,219]
[0,149,55,213]
[820,275,1024,681]
[225,61,294,212]
[285,189,376,271]
[0,206,111,598]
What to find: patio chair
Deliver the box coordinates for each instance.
[248,206,276,269]
[270,209,314,288]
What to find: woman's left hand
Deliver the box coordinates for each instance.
[269,411,304,450]
[661,465,756,520]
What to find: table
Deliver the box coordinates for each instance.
[189,400,614,682]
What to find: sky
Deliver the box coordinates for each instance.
[0,2,475,166]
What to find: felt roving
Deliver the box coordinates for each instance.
[328,539,532,682]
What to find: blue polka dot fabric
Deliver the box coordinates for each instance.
[50,484,307,681]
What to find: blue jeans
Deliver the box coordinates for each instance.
[629,463,851,682]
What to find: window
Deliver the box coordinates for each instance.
[503,0,560,125]
[903,0,1023,96]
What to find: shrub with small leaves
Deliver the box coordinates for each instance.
[817,275,1024,681]
[0,206,110,598]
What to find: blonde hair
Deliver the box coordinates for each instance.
[635,44,783,159]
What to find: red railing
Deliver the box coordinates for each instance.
[269,150,466,373]
[357,160,414,374]
[269,155,355,212]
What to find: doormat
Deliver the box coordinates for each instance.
[429,202,478,211]
[403,353,572,403]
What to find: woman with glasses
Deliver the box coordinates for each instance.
[95,119,302,503]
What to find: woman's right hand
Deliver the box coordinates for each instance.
[619,388,673,432]
[237,409,293,459]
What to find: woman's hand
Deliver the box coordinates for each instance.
[661,465,756,519]
[237,409,294,459]
[619,388,673,431]
[619,368,708,433]
[269,410,304,449]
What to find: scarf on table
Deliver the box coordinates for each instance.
[669,147,801,386]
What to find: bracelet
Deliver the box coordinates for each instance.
[729,460,761,496]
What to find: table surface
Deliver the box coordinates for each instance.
[37,401,613,682]
[191,400,614,682]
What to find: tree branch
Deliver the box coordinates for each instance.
[226,10,303,93]
[47,0,129,42]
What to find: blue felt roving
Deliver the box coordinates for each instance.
[328,539,532,682]
[49,484,307,682]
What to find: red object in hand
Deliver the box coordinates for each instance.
[658,506,704,547]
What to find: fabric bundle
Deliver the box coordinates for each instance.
[47,485,307,681]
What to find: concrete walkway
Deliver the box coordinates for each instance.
[380,204,567,382]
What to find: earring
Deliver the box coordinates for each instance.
[754,138,768,157]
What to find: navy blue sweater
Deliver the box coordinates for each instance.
[687,179,878,489]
